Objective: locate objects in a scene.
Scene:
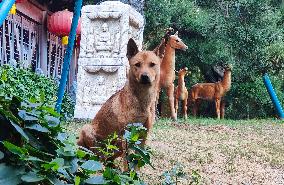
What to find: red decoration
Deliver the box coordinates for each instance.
[76,35,81,47]
[48,9,81,36]
[16,0,27,3]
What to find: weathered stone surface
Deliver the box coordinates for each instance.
[92,0,145,15]
[74,1,144,119]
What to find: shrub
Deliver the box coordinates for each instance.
[0,95,151,184]
[144,0,284,119]
[0,65,74,119]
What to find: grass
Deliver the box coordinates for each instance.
[65,118,284,184]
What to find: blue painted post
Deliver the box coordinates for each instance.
[55,0,83,113]
[0,0,16,27]
[263,73,284,119]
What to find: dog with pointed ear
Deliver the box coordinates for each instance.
[126,38,164,79]
[77,38,165,165]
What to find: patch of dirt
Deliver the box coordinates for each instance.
[140,121,284,184]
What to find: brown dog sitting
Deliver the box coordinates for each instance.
[77,38,164,162]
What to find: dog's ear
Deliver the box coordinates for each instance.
[153,38,166,59]
[127,38,139,59]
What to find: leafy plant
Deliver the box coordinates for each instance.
[189,170,201,185]
[160,163,187,185]
[0,65,74,119]
[0,95,151,184]
[124,123,153,170]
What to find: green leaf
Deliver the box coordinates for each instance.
[2,141,27,157]
[25,123,50,133]
[40,91,45,102]
[21,172,44,182]
[57,133,68,142]
[42,158,64,171]
[29,97,37,103]
[39,106,61,117]
[1,69,7,81]
[46,175,65,185]
[27,102,42,108]
[0,164,24,185]
[85,176,106,184]
[58,168,71,180]
[9,121,29,141]
[118,174,133,182]
[23,156,44,162]
[76,149,87,159]
[75,176,80,185]
[81,160,103,172]
[102,167,113,179]
[130,170,136,179]
[0,151,4,160]
[131,133,139,142]
[65,158,78,174]
[45,115,60,127]
[56,148,75,157]
[18,110,38,121]
[56,144,76,157]
[107,144,119,150]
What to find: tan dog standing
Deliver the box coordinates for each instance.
[174,67,189,119]
[77,38,164,160]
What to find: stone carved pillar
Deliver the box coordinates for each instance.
[74,1,144,118]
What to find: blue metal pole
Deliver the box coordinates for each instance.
[263,73,284,119]
[55,0,83,113]
[0,0,16,27]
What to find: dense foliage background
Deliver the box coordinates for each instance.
[144,0,284,119]
[0,65,74,119]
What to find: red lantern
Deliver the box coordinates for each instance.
[48,9,81,36]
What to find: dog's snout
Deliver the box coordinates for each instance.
[140,73,151,84]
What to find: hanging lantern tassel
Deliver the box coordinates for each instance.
[76,35,81,47]
[9,4,16,15]
[62,36,69,45]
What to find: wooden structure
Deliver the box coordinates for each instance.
[0,0,79,91]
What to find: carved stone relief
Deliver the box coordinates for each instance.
[74,1,144,119]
